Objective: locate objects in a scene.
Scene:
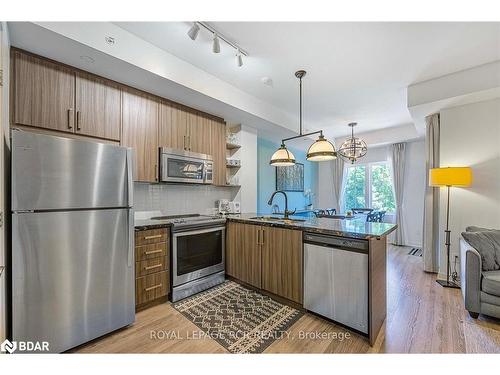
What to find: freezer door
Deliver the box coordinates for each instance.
[12,129,133,211]
[12,209,135,353]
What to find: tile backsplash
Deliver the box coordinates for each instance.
[134,183,238,215]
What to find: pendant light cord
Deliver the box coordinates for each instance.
[299,76,303,136]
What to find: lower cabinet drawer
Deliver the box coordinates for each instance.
[135,256,168,277]
[135,242,168,261]
[136,270,169,306]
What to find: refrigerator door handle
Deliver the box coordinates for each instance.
[126,148,134,207]
[128,209,134,268]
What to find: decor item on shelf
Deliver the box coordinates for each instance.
[226,158,241,167]
[337,122,368,164]
[430,166,473,288]
[276,163,304,192]
[187,22,248,67]
[269,70,336,166]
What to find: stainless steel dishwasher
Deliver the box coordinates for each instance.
[303,232,369,334]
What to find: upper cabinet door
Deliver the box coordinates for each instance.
[122,89,159,182]
[159,101,188,150]
[14,51,75,133]
[188,112,211,155]
[75,72,121,141]
[210,119,227,186]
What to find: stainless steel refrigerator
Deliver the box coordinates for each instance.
[11,129,135,353]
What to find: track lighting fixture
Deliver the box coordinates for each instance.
[236,50,243,67]
[187,23,200,41]
[187,22,248,66]
[212,34,221,53]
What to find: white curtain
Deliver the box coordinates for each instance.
[391,142,406,245]
[332,157,345,212]
[423,113,440,273]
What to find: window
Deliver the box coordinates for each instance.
[343,162,396,213]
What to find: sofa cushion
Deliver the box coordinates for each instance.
[462,230,500,271]
[482,271,500,297]
[466,226,496,232]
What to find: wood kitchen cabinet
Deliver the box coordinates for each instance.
[75,72,121,141]
[159,101,188,151]
[261,226,303,304]
[226,222,303,303]
[135,228,170,310]
[226,222,261,288]
[13,50,75,133]
[122,88,159,182]
[210,119,227,186]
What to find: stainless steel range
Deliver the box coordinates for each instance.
[152,214,226,301]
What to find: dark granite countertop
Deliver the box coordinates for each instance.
[226,213,397,240]
[134,218,172,231]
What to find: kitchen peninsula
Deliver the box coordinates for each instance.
[225,214,397,345]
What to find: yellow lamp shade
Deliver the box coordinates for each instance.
[270,144,296,166]
[429,167,472,187]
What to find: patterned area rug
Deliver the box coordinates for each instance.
[173,281,303,353]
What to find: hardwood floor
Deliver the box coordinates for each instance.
[74,245,500,354]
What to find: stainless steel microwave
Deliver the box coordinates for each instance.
[160,147,213,184]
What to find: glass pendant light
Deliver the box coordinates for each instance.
[269,143,296,166]
[307,133,336,161]
[337,122,368,164]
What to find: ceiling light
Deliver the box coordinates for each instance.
[212,34,221,53]
[269,70,336,166]
[187,23,200,40]
[270,143,296,166]
[236,50,243,67]
[337,122,368,164]
[307,134,336,161]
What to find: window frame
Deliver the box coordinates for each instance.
[343,160,396,213]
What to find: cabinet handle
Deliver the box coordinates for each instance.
[183,135,186,150]
[76,111,81,130]
[67,108,73,129]
[144,264,162,271]
[144,249,163,255]
[188,135,191,150]
[144,283,162,292]
[262,229,265,245]
[155,164,158,181]
[144,234,162,240]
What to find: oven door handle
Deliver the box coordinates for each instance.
[173,226,226,237]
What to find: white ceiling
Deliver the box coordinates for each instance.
[115,22,500,138]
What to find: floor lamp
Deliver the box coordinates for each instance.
[429,167,472,288]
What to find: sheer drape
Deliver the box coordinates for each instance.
[391,142,406,245]
[423,113,440,273]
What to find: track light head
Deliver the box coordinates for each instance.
[236,50,243,67]
[187,23,200,41]
[212,34,221,53]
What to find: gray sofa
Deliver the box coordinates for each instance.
[460,238,500,319]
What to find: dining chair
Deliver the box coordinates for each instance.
[366,210,386,223]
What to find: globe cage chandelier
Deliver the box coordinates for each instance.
[337,122,368,164]
[270,70,337,166]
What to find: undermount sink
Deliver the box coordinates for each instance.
[249,216,306,223]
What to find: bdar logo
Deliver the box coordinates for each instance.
[1,339,17,353]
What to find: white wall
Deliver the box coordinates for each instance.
[438,98,500,278]
[236,125,258,213]
[317,140,426,247]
